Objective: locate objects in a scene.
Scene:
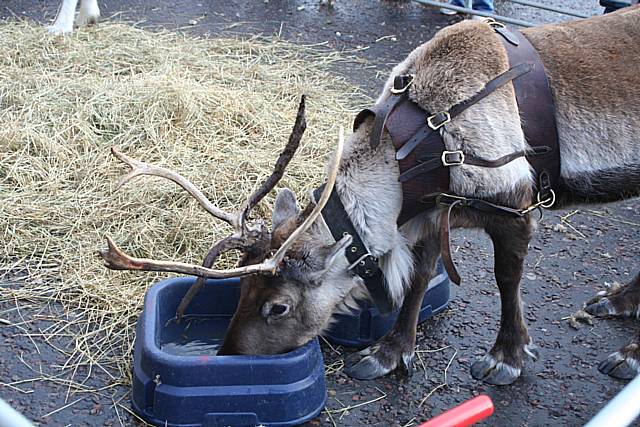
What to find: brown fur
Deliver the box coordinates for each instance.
[220,9,640,384]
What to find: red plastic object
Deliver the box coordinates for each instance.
[418,395,494,427]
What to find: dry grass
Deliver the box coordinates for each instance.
[0,20,369,394]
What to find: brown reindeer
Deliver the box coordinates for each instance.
[101,7,640,385]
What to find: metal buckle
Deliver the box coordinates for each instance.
[484,18,506,29]
[536,189,556,209]
[441,150,465,166]
[390,74,415,95]
[427,111,451,130]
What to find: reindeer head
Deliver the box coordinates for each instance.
[100,96,359,355]
[218,188,358,355]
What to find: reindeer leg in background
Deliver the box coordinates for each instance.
[76,0,100,27]
[48,0,79,35]
[584,271,640,379]
[598,334,640,380]
[471,216,536,386]
[345,236,441,380]
[598,332,640,380]
[585,272,640,318]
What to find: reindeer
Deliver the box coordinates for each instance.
[101,6,640,386]
[48,0,100,35]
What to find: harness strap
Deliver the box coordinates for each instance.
[399,146,551,182]
[352,93,408,149]
[438,200,462,285]
[396,61,534,161]
[494,25,561,204]
[314,185,395,314]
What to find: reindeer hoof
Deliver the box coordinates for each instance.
[398,352,415,378]
[345,355,393,380]
[585,298,616,317]
[471,355,521,385]
[598,351,640,380]
[344,342,414,380]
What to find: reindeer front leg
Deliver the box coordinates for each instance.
[471,216,537,385]
[345,237,441,380]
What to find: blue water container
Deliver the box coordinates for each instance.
[322,258,451,347]
[131,277,326,427]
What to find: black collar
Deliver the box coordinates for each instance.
[314,185,395,314]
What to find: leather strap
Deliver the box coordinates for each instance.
[496,27,561,203]
[396,62,534,161]
[400,146,551,182]
[353,93,409,149]
[314,185,395,314]
[438,201,462,285]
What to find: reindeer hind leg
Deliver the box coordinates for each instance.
[584,272,640,379]
[585,272,640,318]
[598,337,640,380]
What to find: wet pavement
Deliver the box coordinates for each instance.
[1,1,638,426]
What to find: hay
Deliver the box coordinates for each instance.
[0,20,369,392]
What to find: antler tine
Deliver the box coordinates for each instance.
[100,235,271,278]
[110,147,240,230]
[266,126,344,269]
[239,95,307,225]
[99,127,344,279]
[175,235,246,321]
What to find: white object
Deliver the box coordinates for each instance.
[584,375,640,427]
[0,398,34,427]
[47,0,100,35]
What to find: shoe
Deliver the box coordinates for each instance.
[439,7,459,15]
[471,14,488,21]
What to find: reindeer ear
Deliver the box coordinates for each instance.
[322,234,353,271]
[272,188,300,230]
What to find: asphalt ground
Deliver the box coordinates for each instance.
[1,1,638,426]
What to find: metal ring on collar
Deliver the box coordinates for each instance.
[536,189,556,209]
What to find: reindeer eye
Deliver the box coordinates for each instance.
[261,301,291,321]
[270,304,289,316]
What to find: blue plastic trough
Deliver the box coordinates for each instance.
[131,277,326,427]
[322,258,451,348]
[132,260,450,426]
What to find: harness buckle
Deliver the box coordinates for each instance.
[441,150,465,166]
[427,111,451,130]
[484,18,506,29]
[390,74,415,95]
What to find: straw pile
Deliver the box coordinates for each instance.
[0,21,368,390]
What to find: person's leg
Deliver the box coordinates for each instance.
[441,0,465,16]
[473,0,494,12]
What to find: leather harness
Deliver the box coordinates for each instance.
[317,22,561,313]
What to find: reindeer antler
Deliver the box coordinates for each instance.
[99,127,344,279]
[100,96,344,317]
[111,95,307,234]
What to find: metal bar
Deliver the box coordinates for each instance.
[507,0,590,18]
[0,398,35,427]
[584,375,640,427]
[413,0,535,26]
